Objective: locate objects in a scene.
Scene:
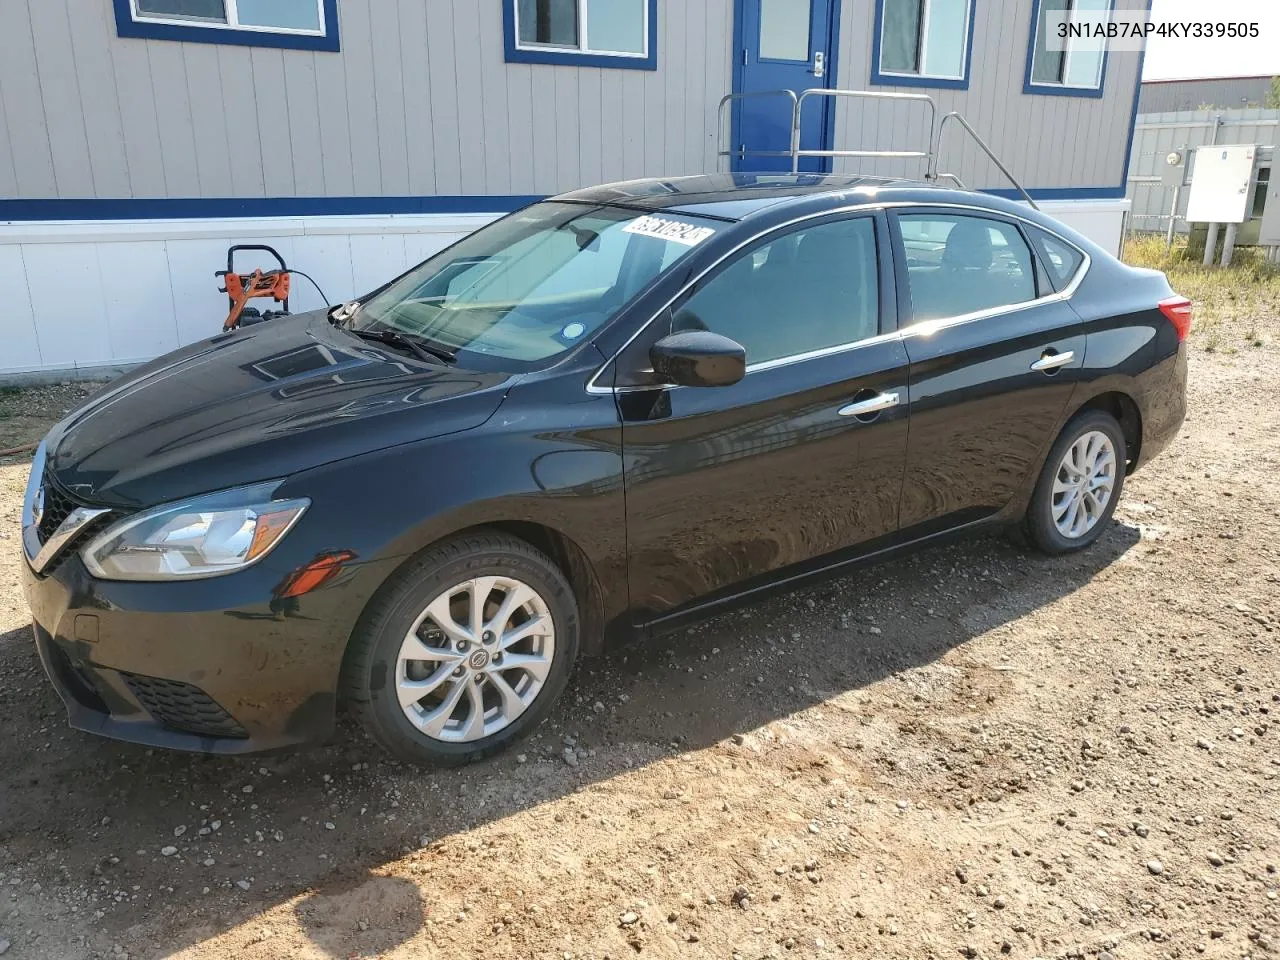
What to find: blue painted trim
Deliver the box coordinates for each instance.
[0,186,1136,225]
[985,185,1128,201]
[502,0,658,71]
[112,0,340,51]
[1022,0,1112,99]
[822,0,843,174]
[729,0,746,173]
[0,196,542,223]
[870,0,977,91]
[1116,0,1151,198]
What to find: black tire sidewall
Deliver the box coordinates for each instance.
[357,540,579,764]
[1027,410,1127,554]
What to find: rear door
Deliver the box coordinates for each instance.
[889,208,1087,533]
[615,212,909,623]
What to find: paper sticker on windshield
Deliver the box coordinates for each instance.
[622,216,717,247]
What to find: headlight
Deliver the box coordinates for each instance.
[81,481,309,582]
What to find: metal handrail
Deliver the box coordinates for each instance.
[722,88,1037,210]
[932,111,1039,210]
[790,89,938,174]
[716,90,799,171]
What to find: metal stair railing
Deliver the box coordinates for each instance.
[719,87,1039,210]
[931,111,1039,210]
[716,90,799,168]
[790,89,937,172]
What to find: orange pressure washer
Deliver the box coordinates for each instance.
[216,245,293,331]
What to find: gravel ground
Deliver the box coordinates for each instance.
[0,312,1276,960]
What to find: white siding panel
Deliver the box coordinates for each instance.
[27,0,96,196]
[424,0,463,194]
[23,244,112,367]
[0,247,42,375]
[164,238,247,347]
[289,234,356,310]
[399,0,437,195]
[477,0,513,194]
[313,51,356,197]
[216,46,267,198]
[0,1,58,197]
[283,53,327,196]
[342,3,383,196]
[97,242,181,362]
[148,42,202,197]
[250,50,295,196]
[505,64,537,195]
[454,0,490,195]
[183,44,236,197]
[66,0,131,198]
[350,235,408,298]
[370,0,410,196]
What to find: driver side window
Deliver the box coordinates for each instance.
[671,216,881,366]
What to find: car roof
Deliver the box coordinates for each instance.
[555,173,915,220]
[552,173,1108,258]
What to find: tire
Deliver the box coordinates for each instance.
[341,531,580,765]
[1024,410,1127,555]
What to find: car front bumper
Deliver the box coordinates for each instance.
[21,547,395,754]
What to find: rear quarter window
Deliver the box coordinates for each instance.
[1029,227,1086,291]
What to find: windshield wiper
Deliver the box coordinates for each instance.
[346,327,456,365]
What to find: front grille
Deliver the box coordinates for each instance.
[119,673,249,739]
[35,473,120,573]
[37,476,79,542]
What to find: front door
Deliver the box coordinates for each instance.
[617,213,908,624]
[733,0,838,173]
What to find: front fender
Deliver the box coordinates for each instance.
[278,381,628,645]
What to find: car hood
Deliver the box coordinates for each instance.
[45,312,514,508]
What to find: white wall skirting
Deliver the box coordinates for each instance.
[1,213,501,382]
[0,201,1129,383]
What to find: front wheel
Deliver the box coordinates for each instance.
[1025,410,1127,554]
[342,532,580,765]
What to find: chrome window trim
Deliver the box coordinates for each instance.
[585,199,1091,395]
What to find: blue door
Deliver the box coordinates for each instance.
[733,0,838,173]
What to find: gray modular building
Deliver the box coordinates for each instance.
[1,0,1146,380]
[1138,75,1275,113]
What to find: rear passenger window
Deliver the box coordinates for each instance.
[898,214,1036,323]
[1029,227,1085,290]
[672,217,879,366]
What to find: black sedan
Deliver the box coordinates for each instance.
[20,175,1188,764]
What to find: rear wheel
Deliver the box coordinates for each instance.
[1025,410,1127,554]
[342,532,579,765]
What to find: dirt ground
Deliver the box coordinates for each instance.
[1,305,1277,960]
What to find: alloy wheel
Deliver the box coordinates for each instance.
[1051,429,1117,539]
[395,576,555,742]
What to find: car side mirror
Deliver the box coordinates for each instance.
[649,331,746,388]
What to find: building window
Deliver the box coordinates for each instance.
[872,0,976,90]
[114,0,338,50]
[1025,0,1111,97]
[504,0,658,70]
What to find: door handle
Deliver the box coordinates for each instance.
[1031,350,1074,373]
[839,391,899,418]
[812,51,826,78]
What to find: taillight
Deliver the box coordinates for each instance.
[1158,295,1192,342]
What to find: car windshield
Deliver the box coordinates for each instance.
[347,202,721,370]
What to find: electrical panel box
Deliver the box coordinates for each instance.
[1185,144,1256,224]
[1160,150,1186,188]
[1260,171,1280,246]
